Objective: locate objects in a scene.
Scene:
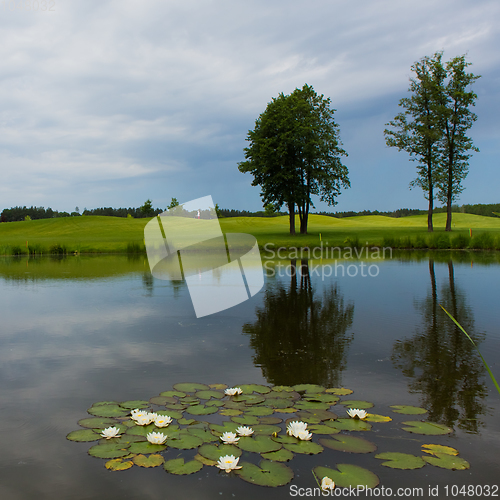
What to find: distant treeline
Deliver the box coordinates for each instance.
[2,202,500,223]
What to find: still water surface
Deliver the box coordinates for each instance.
[0,253,499,499]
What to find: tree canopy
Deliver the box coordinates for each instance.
[238,84,349,234]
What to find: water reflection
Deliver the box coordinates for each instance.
[243,260,354,387]
[392,259,487,433]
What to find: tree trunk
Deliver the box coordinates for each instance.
[299,202,309,234]
[427,162,433,232]
[288,201,296,235]
[445,163,453,231]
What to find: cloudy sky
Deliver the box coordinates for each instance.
[1,0,498,214]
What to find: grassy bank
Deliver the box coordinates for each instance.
[1,213,500,256]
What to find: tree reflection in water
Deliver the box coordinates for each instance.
[243,260,354,387]
[392,259,487,433]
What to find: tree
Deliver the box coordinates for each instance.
[384,53,445,232]
[167,198,180,209]
[239,84,349,235]
[140,199,154,217]
[435,55,480,231]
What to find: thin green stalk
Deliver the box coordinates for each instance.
[440,305,500,395]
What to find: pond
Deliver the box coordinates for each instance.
[0,252,499,499]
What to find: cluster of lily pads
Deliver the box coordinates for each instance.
[67,383,470,489]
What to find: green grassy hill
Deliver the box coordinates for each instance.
[1,213,499,255]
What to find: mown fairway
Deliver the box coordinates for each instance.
[1,213,500,255]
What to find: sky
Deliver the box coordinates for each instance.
[0,0,499,214]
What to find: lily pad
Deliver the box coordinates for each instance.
[308,424,341,435]
[105,459,133,471]
[92,401,119,406]
[133,454,164,468]
[119,400,150,410]
[258,417,282,425]
[237,435,282,454]
[296,409,338,421]
[150,396,176,405]
[186,428,218,443]
[198,443,242,461]
[220,409,243,416]
[319,435,377,453]
[339,400,374,410]
[128,441,167,454]
[244,407,274,417]
[271,385,294,392]
[276,408,297,413]
[88,442,130,459]
[313,464,379,489]
[252,424,282,435]
[293,384,325,393]
[164,403,187,410]
[421,444,459,456]
[365,413,392,423]
[209,383,228,390]
[178,418,197,425]
[325,418,372,432]
[205,400,225,407]
[195,390,225,400]
[236,460,294,487]
[186,405,218,416]
[401,421,453,435]
[209,422,240,435]
[160,390,186,398]
[77,417,118,429]
[390,405,427,415]
[422,453,470,470]
[261,448,294,462]
[157,410,183,420]
[375,452,426,469]
[283,440,324,455]
[167,432,204,450]
[231,415,260,426]
[194,454,217,466]
[173,382,209,392]
[66,429,100,442]
[294,401,331,410]
[88,405,130,418]
[326,387,353,395]
[126,423,157,436]
[232,394,266,405]
[164,458,203,475]
[262,398,294,409]
[304,394,340,404]
[238,384,272,394]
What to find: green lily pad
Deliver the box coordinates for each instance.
[339,400,374,410]
[160,390,186,398]
[261,448,294,462]
[88,442,130,459]
[164,403,188,410]
[77,417,118,429]
[421,444,459,456]
[232,394,266,405]
[271,385,294,392]
[375,452,426,469]
[422,453,470,470]
[223,401,247,410]
[325,418,372,432]
[267,390,299,399]
[205,400,225,407]
[294,401,331,410]
[365,413,392,423]
[194,454,217,466]
[293,384,325,393]
[92,401,119,406]
[195,390,225,400]
[209,383,228,390]
[209,422,240,435]
[296,410,338,421]
[88,405,130,418]
[133,454,164,468]
[186,428,218,443]
[66,429,101,442]
[401,421,453,435]
[180,396,200,403]
[105,459,133,471]
[238,384,272,394]
[220,409,243,416]
[319,435,377,453]
[157,410,183,420]
[198,443,242,461]
[119,400,150,410]
[304,394,339,404]
[283,440,324,455]
[258,417,282,425]
[308,424,341,435]
[173,382,209,392]
[326,388,353,395]
[150,396,176,405]
[261,398,293,409]
[237,435,282,454]
[125,423,157,437]
[186,405,218,416]
[164,458,203,475]
[276,408,297,413]
[252,424,282,435]
[231,415,260,426]
[313,464,379,489]
[178,418,197,425]
[236,460,293,487]
[390,405,427,415]
[167,432,204,450]
[128,441,167,454]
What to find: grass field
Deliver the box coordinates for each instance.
[1,213,500,255]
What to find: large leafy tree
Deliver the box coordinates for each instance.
[238,84,349,235]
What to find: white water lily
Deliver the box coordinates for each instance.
[296,429,313,441]
[220,431,240,444]
[130,409,148,420]
[286,420,308,438]
[216,455,242,473]
[154,414,172,428]
[100,426,121,439]
[236,426,254,436]
[224,387,242,396]
[134,412,157,426]
[321,476,335,491]
[146,431,167,444]
[346,408,367,419]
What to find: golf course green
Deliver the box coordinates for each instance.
[1,213,500,255]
